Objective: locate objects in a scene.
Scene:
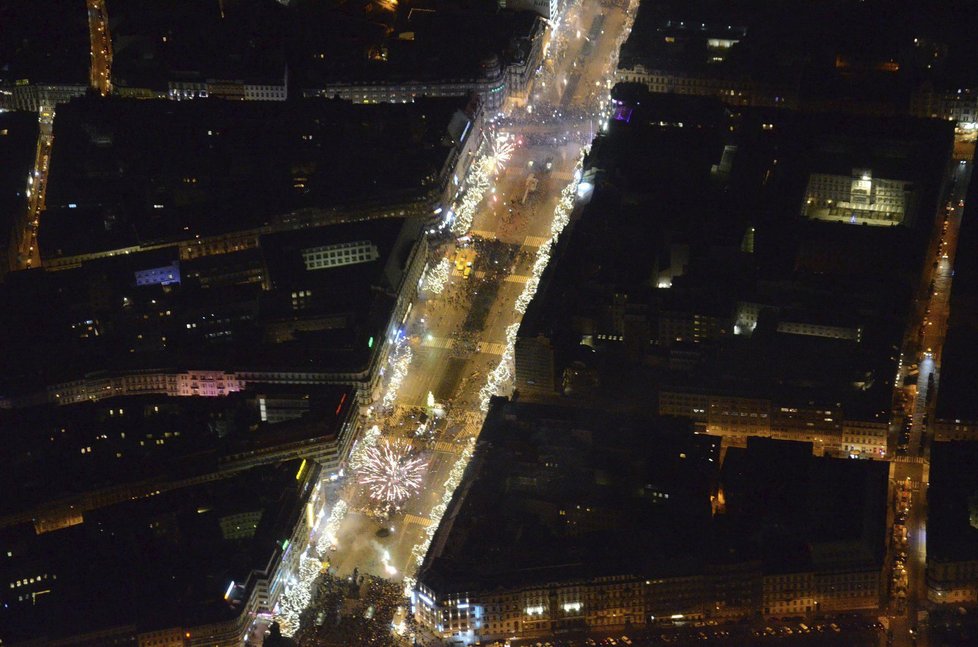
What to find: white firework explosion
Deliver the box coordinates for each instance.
[481,129,515,176]
[357,442,428,504]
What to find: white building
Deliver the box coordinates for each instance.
[501,0,561,22]
[306,65,509,114]
[168,77,287,102]
[0,83,87,112]
[803,168,913,226]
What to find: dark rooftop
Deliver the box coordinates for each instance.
[0,459,312,643]
[41,95,459,259]
[420,400,718,592]
[420,401,887,595]
[0,385,350,519]
[618,0,978,103]
[519,90,929,417]
[293,1,540,87]
[718,437,888,571]
[0,111,37,254]
[0,217,420,395]
[928,442,978,563]
[934,326,978,422]
[0,0,90,85]
[108,0,288,92]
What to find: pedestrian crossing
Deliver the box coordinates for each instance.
[505,274,530,283]
[893,455,926,464]
[470,229,497,239]
[477,342,507,355]
[404,514,434,528]
[420,336,506,355]
[433,440,464,454]
[421,336,453,349]
[523,235,549,248]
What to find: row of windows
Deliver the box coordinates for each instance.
[302,241,378,270]
[9,573,53,588]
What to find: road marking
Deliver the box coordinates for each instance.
[553,171,575,181]
[523,236,549,248]
[477,342,506,355]
[421,336,453,349]
[404,514,433,528]
[433,440,463,454]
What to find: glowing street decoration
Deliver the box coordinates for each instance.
[478,150,588,412]
[479,323,519,412]
[514,150,585,316]
[408,437,475,575]
[421,257,451,294]
[357,441,428,503]
[382,339,413,410]
[451,140,492,235]
[277,551,322,636]
[316,499,347,556]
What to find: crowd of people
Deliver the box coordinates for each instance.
[295,570,407,647]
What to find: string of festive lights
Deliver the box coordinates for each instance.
[349,425,382,473]
[451,141,492,235]
[475,152,587,412]
[479,322,520,411]
[277,550,323,636]
[408,437,476,575]
[382,340,413,411]
[316,499,348,556]
[420,257,451,295]
[514,153,585,315]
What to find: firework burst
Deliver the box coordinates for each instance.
[481,129,515,176]
[357,442,427,503]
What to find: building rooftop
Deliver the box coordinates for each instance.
[294,1,541,87]
[718,437,888,571]
[936,163,978,421]
[0,216,420,396]
[420,400,718,593]
[419,401,887,595]
[928,442,978,563]
[947,163,978,328]
[41,96,460,259]
[0,111,38,256]
[934,326,978,422]
[518,90,930,419]
[617,0,978,104]
[0,0,90,86]
[0,384,350,520]
[0,459,312,643]
[108,0,288,92]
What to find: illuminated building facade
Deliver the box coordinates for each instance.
[802,169,913,226]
